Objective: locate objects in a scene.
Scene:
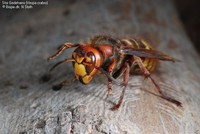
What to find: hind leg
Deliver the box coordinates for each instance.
[133,56,181,106]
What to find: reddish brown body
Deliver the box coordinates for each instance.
[47,35,181,110]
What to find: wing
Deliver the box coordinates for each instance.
[120,48,179,62]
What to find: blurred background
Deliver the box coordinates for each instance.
[174,0,200,53]
[1,0,200,53]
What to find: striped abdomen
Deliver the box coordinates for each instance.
[120,38,158,73]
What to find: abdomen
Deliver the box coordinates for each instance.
[120,38,158,73]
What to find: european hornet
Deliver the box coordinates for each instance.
[47,35,181,110]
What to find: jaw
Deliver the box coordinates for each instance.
[74,62,93,84]
[78,75,93,84]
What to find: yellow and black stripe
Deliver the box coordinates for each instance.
[120,38,157,73]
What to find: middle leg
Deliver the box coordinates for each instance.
[112,62,130,110]
[106,59,117,96]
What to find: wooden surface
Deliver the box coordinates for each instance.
[0,0,200,133]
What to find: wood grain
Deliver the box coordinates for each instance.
[0,0,200,133]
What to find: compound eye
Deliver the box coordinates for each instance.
[84,52,96,74]
[84,52,95,64]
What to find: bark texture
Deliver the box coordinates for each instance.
[0,0,200,133]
